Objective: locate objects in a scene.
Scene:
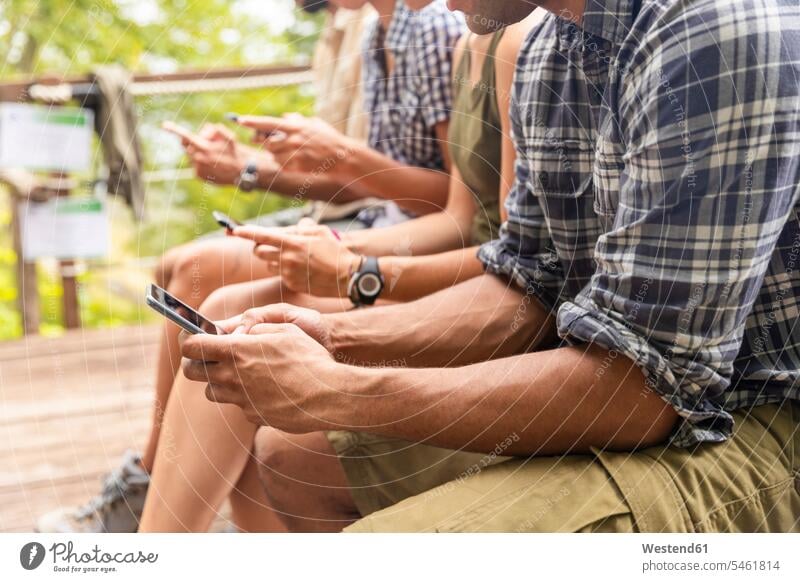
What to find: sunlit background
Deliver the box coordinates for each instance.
[0,0,320,338]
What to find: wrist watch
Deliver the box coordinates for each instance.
[236,160,259,192]
[348,256,384,307]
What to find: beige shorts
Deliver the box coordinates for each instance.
[328,401,800,532]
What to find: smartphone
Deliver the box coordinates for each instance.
[212,210,241,231]
[145,283,223,335]
[161,120,212,149]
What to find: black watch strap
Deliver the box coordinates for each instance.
[348,256,384,307]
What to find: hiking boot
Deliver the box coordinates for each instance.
[36,451,149,533]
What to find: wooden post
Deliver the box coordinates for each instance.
[60,259,81,329]
[38,75,81,331]
[10,194,40,335]
[53,175,81,329]
[5,171,81,335]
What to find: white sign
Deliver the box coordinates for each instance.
[20,197,109,260]
[0,103,93,172]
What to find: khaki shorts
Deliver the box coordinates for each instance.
[328,401,800,532]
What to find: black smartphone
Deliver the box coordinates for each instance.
[212,210,241,231]
[145,283,223,335]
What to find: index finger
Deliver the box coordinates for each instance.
[203,123,236,143]
[237,115,300,134]
[162,121,213,150]
[181,333,237,362]
[215,314,245,334]
[231,225,303,249]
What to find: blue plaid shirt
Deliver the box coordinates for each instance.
[362,0,463,171]
[479,0,800,447]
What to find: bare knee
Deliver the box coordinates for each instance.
[200,286,241,321]
[253,429,299,521]
[254,428,294,493]
[162,241,228,304]
[253,428,359,532]
[154,244,188,289]
[254,426,273,466]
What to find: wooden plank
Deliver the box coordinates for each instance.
[0,324,160,361]
[0,389,152,428]
[0,475,119,532]
[0,324,161,532]
[0,368,154,407]
[0,407,151,489]
[0,64,310,102]
[0,325,161,404]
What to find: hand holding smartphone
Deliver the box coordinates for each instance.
[145,283,223,335]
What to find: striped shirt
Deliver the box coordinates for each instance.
[479,0,800,446]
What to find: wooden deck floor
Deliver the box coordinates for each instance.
[0,325,159,532]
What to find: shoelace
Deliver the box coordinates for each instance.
[74,462,144,521]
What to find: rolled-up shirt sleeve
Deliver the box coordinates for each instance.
[479,88,564,313]
[557,12,799,447]
[478,182,564,313]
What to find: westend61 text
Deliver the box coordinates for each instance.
[642,543,708,554]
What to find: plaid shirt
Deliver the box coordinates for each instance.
[362,0,463,170]
[479,0,800,447]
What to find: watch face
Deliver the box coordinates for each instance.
[358,273,382,297]
[239,176,256,192]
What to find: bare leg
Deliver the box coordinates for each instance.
[139,278,351,532]
[141,236,273,472]
[254,428,361,532]
[228,455,286,532]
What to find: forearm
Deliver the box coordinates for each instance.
[345,209,472,257]
[341,143,450,215]
[332,344,677,456]
[325,273,557,367]
[260,169,366,204]
[378,248,484,302]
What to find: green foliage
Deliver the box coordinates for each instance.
[0,0,319,75]
[135,83,315,257]
[0,0,320,339]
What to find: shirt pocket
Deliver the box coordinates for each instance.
[526,138,595,224]
[528,138,594,198]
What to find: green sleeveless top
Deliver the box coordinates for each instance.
[447,29,505,245]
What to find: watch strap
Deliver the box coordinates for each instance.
[362,256,380,277]
[348,256,383,307]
